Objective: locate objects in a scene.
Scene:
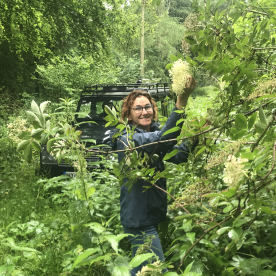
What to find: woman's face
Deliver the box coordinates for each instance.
[128,96,153,132]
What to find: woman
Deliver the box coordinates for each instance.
[111,77,197,275]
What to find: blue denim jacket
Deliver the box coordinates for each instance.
[111,108,195,228]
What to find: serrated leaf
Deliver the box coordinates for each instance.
[18,131,31,140]
[228,228,243,240]
[31,140,41,152]
[259,106,267,125]
[186,233,195,244]
[163,149,179,161]
[72,248,100,268]
[129,253,155,268]
[84,222,105,234]
[31,100,40,115]
[162,127,180,137]
[112,266,130,276]
[17,140,30,151]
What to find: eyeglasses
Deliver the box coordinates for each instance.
[132,104,153,114]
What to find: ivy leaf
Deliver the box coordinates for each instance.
[129,253,155,268]
[72,248,100,268]
[259,106,267,125]
[228,228,243,240]
[235,114,247,130]
[163,149,179,161]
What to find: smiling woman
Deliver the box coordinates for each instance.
[111,77,197,275]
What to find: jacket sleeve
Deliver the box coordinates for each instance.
[165,139,199,164]
[117,108,184,157]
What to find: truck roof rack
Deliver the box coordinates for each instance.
[80,82,171,101]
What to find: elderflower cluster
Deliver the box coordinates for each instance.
[205,139,246,170]
[136,261,162,276]
[6,117,33,143]
[248,78,276,100]
[169,59,191,95]
[223,156,248,188]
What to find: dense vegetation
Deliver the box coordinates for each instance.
[1,0,276,275]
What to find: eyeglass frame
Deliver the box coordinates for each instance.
[131,104,153,114]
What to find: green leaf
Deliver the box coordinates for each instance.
[235,114,247,130]
[40,101,49,113]
[226,188,236,198]
[183,261,194,275]
[259,271,276,276]
[259,106,267,125]
[104,105,116,120]
[31,128,44,139]
[47,139,55,153]
[241,152,254,160]
[234,129,247,140]
[170,55,178,62]
[84,222,105,234]
[31,140,41,152]
[26,111,40,123]
[31,100,41,115]
[162,127,180,137]
[72,248,100,268]
[129,253,155,268]
[223,204,234,213]
[24,144,32,163]
[186,233,195,244]
[233,218,250,227]
[229,8,240,24]
[196,146,206,156]
[228,228,243,240]
[216,0,227,8]
[259,206,276,215]
[166,63,172,70]
[217,227,231,236]
[163,273,179,276]
[163,149,179,161]
[202,193,221,198]
[5,237,40,253]
[112,266,130,276]
[105,234,129,254]
[242,36,249,45]
[17,140,30,151]
[18,131,32,140]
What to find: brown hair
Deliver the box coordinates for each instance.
[121,90,158,122]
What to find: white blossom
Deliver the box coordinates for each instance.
[169,59,191,95]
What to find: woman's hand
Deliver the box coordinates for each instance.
[175,76,197,110]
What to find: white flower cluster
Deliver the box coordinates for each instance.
[223,156,248,188]
[6,117,33,143]
[136,261,162,276]
[169,59,191,95]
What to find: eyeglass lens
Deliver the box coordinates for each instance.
[134,105,152,113]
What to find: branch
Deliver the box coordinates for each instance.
[244,9,268,15]
[178,216,232,270]
[205,137,255,144]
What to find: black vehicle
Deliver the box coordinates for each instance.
[40,82,174,176]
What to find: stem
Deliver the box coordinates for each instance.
[178,216,232,270]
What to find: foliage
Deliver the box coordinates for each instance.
[2,0,276,275]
